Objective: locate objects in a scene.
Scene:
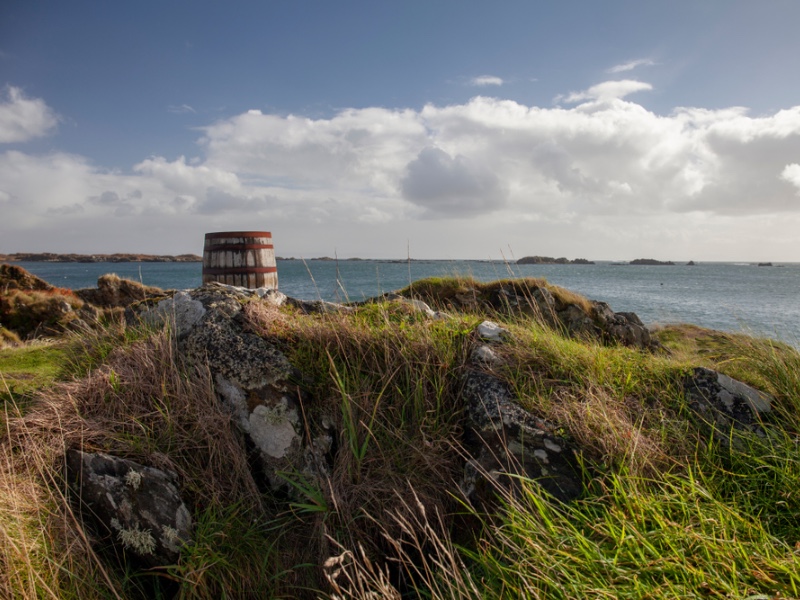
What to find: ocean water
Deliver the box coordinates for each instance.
[11,259,800,346]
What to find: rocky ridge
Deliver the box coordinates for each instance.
[2,266,782,589]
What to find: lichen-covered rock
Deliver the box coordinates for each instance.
[288,297,354,314]
[460,370,583,503]
[685,367,773,443]
[129,282,335,493]
[66,450,191,567]
[471,343,502,366]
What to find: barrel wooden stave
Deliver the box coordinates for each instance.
[202,231,278,289]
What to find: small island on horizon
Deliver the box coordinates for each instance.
[516,256,595,265]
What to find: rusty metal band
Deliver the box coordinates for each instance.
[204,243,274,251]
[204,231,272,238]
[202,266,278,274]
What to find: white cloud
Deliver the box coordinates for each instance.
[607,59,655,74]
[469,75,504,87]
[0,86,59,143]
[781,163,800,192]
[562,80,653,103]
[168,104,197,114]
[4,80,800,258]
[400,146,507,217]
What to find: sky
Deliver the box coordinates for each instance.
[1,1,800,261]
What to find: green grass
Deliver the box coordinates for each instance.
[3,278,800,599]
[465,463,800,599]
[0,342,69,407]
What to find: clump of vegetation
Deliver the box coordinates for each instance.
[0,326,21,348]
[0,264,54,292]
[2,275,800,599]
[74,273,168,308]
[0,288,86,339]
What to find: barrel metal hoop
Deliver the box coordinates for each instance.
[204,231,272,238]
[202,266,278,274]
[204,243,274,251]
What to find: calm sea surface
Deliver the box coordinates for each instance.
[12,260,800,346]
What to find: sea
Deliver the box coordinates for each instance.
[11,259,800,347]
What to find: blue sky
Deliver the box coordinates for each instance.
[2,0,800,260]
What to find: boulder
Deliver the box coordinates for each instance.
[129,282,335,494]
[591,303,655,349]
[460,370,583,504]
[66,450,191,567]
[684,367,773,443]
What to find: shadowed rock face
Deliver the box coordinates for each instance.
[459,320,584,504]
[685,367,773,443]
[460,370,584,504]
[66,450,191,567]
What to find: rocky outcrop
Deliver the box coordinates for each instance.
[0,265,91,338]
[684,367,773,443]
[129,283,336,494]
[76,273,168,308]
[66,450,192,567]
[460,320,584,505]
[50,273,786,590]
[483,282,658,351]
[0,263,55,291]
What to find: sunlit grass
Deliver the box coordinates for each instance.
[3,277,800,598]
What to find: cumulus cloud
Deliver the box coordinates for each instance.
[400,147,507,217]
[607,59,655,74]
[469,75,504,87]
[0,86,59,143]
[781,163,800,192]
[4,80,800,257]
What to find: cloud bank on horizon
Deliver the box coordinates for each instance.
[2,80,800,261]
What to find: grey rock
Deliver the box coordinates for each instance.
[256,288,288,305]
[471,344,503,366]
[460,370,583,503]
[288,298,354,314]
[66,450,191,567]
[685,367,773,442]
[476,320,509,342]
[136,283,335,494]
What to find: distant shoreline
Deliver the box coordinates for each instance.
[0,253,202,263]
[0,254,792,266]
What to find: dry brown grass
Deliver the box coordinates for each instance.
[1,327,262,598]
[246,301,469,577]
[0,288,85,339]
[548,387,678,477]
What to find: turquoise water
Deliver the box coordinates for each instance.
[11,259,800,345]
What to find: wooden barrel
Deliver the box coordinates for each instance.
[202,231,278,289]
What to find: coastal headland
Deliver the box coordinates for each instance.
[2,263,799,597]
